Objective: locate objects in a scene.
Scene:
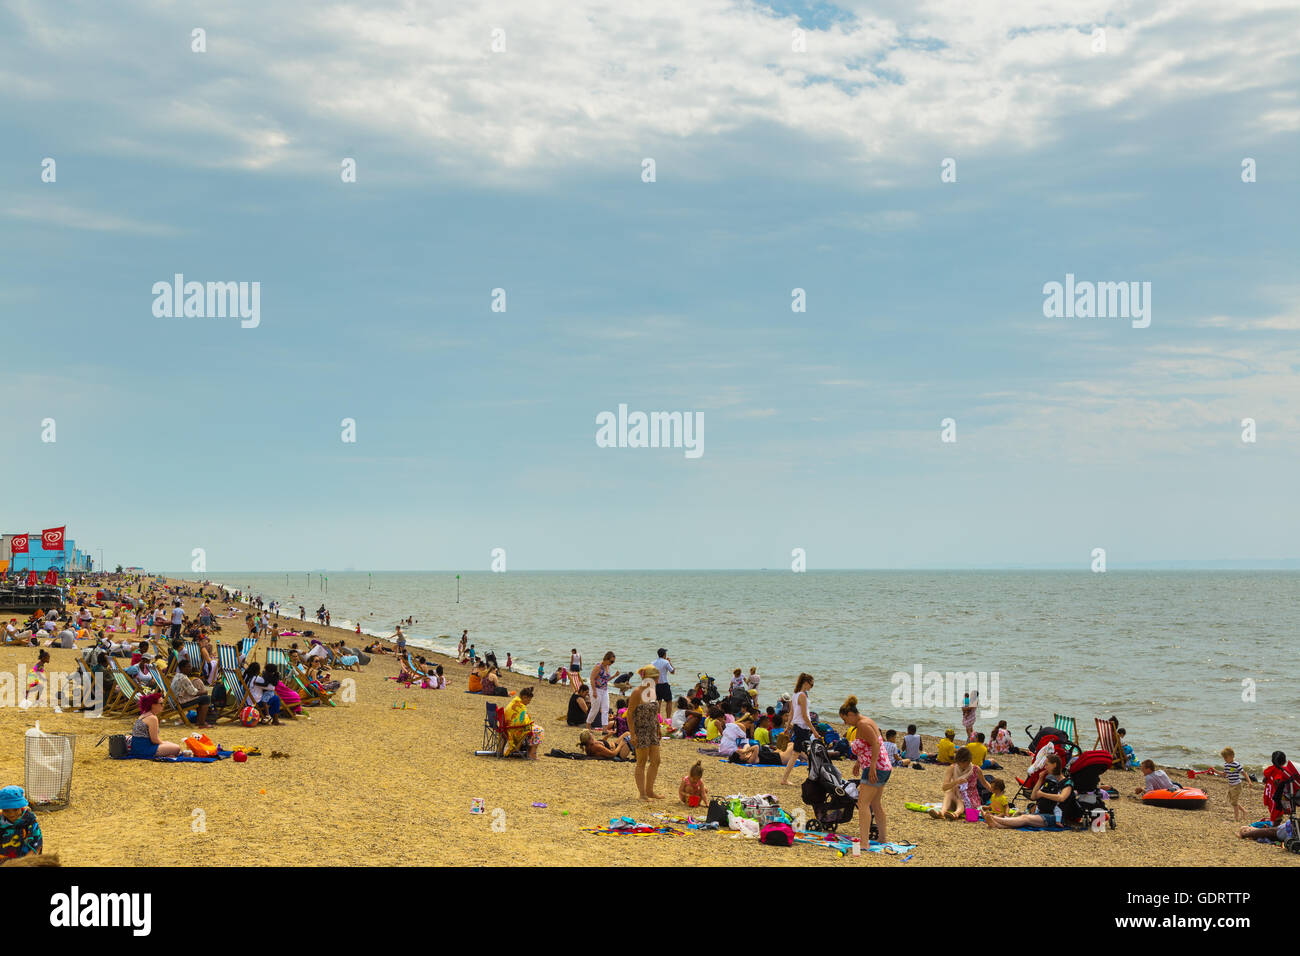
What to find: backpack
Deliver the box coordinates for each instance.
[760,822,795,846]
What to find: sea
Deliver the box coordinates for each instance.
[172,570,1297,768]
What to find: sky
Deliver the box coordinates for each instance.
[2,0,1298,572]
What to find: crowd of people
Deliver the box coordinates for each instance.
[5,579,1295,865]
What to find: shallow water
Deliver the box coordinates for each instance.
[188,570,1297,767]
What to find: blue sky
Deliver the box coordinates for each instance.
[2,0,1298,571]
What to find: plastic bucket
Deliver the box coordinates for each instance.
[965,807,980,822]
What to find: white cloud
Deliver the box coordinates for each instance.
[1,198,180,236]
[3,0,1297,184]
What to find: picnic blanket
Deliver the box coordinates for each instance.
[720,758,806,768]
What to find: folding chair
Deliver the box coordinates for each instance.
[216,643,253,718]
[1053,713,1078,747]
[268,647,331,706]
[107,658,192,727]
[102,662,142,716]
[476,702,505,756]
[1094,717,1124,769]
[406,652,428,679]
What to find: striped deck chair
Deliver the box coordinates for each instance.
[102,660,142,716]
[106,658,192,727]
[1094,716,1124,769]
[266,647,327,707]
[406,651,427,679]
[1053,713,1079,747]
[295,660,338,706]
[217,643,253,716]
[151,666,196,728]
[239,637,258,663]
[276,649,338,707]
[183,641,203,671]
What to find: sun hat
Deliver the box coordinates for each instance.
[0,786,26,810]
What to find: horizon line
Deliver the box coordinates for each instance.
[155,563,1300,575]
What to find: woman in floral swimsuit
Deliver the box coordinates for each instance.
[840,695,892,847]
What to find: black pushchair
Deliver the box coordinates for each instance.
[800,738,859,833]
[696,673,720,704]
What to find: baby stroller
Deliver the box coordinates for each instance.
[800,738,859,833]
[1068,749,1118,830]
[1263,752,1300,853]
[1013,723,1082,807]
[697,673,720,704]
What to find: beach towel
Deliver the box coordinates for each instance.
[581,825,685,836]
[720,758,806,768]
[792,833,916,857]
[545,748,629,762]
[123,747,239,763]
[1006,824,1068,832]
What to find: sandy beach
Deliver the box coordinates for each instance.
[1,580,1295,868]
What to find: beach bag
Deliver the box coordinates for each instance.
[705,797,730,827]
[184,733,217,758]
[105,735,130,759]
[760,822,794,846]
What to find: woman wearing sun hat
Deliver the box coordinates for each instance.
[0,786,43,861]
[131,692,183,759]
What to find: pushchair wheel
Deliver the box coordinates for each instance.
[869,822,879,843]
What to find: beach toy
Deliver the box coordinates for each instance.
[259,788,266,794]
[561,810,569,815]
[470,798,485,814]
[240,706,260,727]
[233,751,247,763]
[532,802,547,808]
[186,710,198,722]
[964,807,980,822]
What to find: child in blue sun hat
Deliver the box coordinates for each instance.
[0,786,43,862]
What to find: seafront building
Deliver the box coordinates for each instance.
[0,532,94,574]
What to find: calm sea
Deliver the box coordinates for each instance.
[176,570,1296,767]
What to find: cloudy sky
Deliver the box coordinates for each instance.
[3,0,1298,571]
